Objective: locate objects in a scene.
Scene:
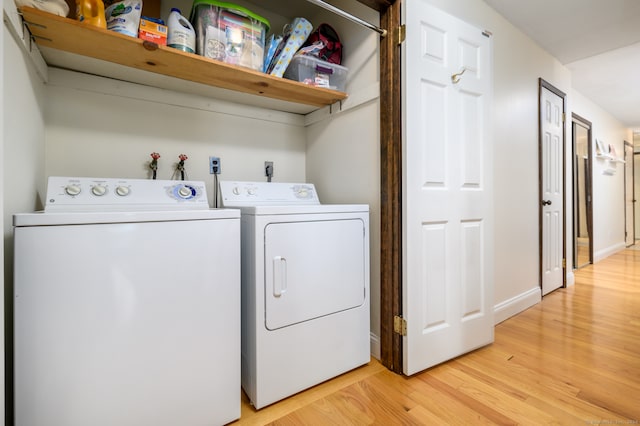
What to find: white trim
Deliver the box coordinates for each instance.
[594,242,626,263]
[369,332,381,360]
[493,287,541,324]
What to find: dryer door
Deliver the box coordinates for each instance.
[264,218,366,330]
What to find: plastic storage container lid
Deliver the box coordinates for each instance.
[289,54,348,72]
[189,0,270,31]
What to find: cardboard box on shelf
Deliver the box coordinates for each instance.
[138,18,167,45]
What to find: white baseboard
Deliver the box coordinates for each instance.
[594,242,626,263]
[493,287,541,324]
[370,332,381,360]
[566,270,575,287]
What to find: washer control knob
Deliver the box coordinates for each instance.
[91,185,107,196]
[65,184,81,196]
[232,187,241,195]
[115,186,130,197]
[178,186,192,199]
[247,188,256,195]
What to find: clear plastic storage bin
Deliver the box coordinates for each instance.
[283,55,348,92]
[189,0,269,71]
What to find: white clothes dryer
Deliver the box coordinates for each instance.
[13,177,241,426]
[220,181,370,409]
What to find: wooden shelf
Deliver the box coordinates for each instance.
[19,7,348,110]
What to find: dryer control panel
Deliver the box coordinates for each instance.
[44,176,209,212]
[219,181,321,206]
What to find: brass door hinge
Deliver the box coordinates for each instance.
[562,258,566,268]
[394,315,407,336]
[397,25,406,45]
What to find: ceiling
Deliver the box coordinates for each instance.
[483,0,640,134]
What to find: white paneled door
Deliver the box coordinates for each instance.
[402,0,494,375]
[540,86,564,295]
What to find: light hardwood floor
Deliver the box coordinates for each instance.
[234,248,640,425]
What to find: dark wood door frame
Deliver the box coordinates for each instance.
[378,0,402,373]
[624,140,635,246]
[571,113,594,267]
[354,0,402,373]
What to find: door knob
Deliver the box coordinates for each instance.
[541,200,552,206]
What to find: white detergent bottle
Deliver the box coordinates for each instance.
[167,8,196,53]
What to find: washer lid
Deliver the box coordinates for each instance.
[13,209,240,227]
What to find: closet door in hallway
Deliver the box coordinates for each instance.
[539,81,565,295]
[402,0,494,375]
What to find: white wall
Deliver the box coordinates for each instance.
[571,90,633,260]
[3,21,48,425]
[44,70,308,194]
[2,32,46,209]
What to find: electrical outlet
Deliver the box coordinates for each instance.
[209,156,221,174]
[265,161,274,179]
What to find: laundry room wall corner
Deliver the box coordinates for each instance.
[304,3,381,359]
[306,101,381,356]
[3,18,48,425]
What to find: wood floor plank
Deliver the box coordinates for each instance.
[425,364,563,425]
[453,357,623,424]
[491,341,640,417]
[459,352,627,422]
[233,248,640,425]
[238,361,386,425]
[417,371,521,425]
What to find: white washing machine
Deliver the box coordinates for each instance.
[13,177,241,426]
[219,181,370,409]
